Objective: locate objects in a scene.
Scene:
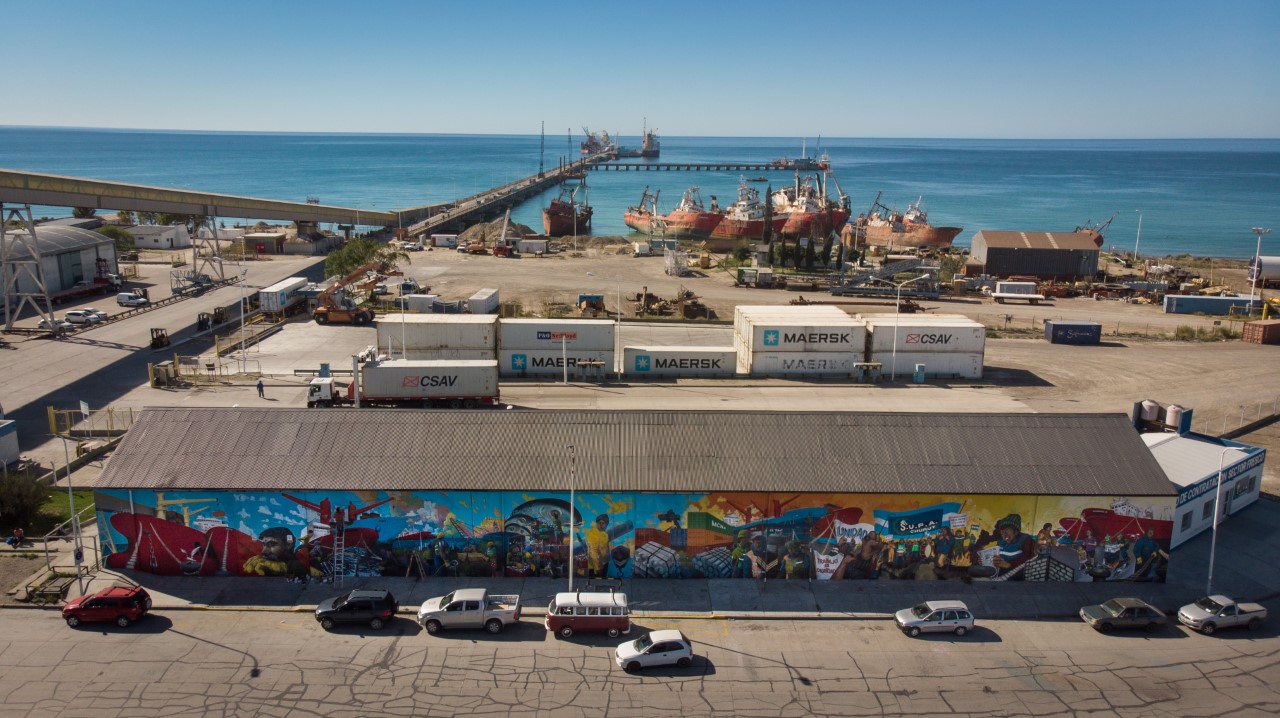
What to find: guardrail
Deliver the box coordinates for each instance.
[61,277,238,335]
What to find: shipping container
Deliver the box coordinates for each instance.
[516,239,548,254]
[1044,320,1102,345]
[623,346,736,377]
[1163,294,1260,315]
[403,349,497,361]
[357,359,499,405]
[685,512,735,535]
[430,234,459,248]
[392,294,438,312]
[1243,319,1280,345]
[739,351,857,377]
[377,314,497,351]
[498,319,615,351]
[498,349,615,376]
[863,316,986,354]
[866,351,984,380]
[467,288,500,315]
[734,316,866,353]
[257,276,307,313]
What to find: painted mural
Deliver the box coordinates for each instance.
[93,489,1175,583]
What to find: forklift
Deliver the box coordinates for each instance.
[150,328,170,350]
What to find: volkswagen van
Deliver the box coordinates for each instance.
[545,590,630,638]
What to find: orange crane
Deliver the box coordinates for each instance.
[313,261,383,325]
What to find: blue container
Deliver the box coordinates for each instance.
[1045,320,1102,345]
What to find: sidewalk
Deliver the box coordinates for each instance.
[15,498,1279,621]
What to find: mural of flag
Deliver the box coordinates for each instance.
[873,502,962,539]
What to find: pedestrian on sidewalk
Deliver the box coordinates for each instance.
[256,379,265,398]
[6,527,25,547]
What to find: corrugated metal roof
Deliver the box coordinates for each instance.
[96,409,1176,497]
[975,231,1100,251]
[1,226,112,259]
[1142,433,1260,488]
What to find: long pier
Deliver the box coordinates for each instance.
[589,162,782,172]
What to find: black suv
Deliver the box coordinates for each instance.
[315,589,399,630]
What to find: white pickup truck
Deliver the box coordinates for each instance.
[1177,595,1268,635]
[416,588,521,634]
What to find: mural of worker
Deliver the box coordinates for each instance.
[584,514,612,579]
[1133,528,1163,580]
[243,527,308,577]
[992,514,1036,579]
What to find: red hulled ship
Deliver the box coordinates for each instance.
[706,178,788,250]
[542,182,592,237]
[623,186,722,240]
[844,193,962,250]
[771,171,850,237]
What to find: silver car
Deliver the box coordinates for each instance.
[895,600,975,637]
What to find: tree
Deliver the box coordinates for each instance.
[96,225,136,254]
[155,213,190,227]
[0,470,51,531]
[732,243,753,263]
[185,214,210,236]
[761,186,774,247]
[324,238,408,279]
[72,207,96,219]
[804,233,817,270]
[115,209,135,225]
[136,211,157,225]
[820,208,835,268]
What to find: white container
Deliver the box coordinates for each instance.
[431,234,459,248]
[358,359,499,401]
[403,349,496,361]
[498,319,615,351]
[257,276,307,313]
[866,351,984,380]
[377,314,497,351]
[498,349,615,376]
[394,294,437,312]
[623,346,736,377]
[740,351,857,377]
[735,316,866,353]
[467,288,500,315]
[517,239,548,254]
[864,317,986,354]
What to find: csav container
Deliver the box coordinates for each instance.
[357,359,499,404]
[623,346,736,378]
[498,349,614,376]
[863,316,986,355]
[866,351,983,380]
[498,319,615,351]
[377,314,497,351]
[1044,320,1102,345]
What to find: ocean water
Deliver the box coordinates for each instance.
[2,127,1277,259]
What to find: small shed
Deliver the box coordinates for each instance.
[969,230,1100,279]
[243,232,288,255]
[126,224,192,249]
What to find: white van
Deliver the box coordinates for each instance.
[545,590,631,638]
[116,292,149,307]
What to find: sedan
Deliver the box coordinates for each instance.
[64,310,102,325]
[615,630,693,672]
[1080,597,1168,633]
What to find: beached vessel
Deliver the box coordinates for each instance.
[542,183,592,237]
[845,193,962,250]
[624,186,722,240]
[771,171,850,237]
[706,178,788,249]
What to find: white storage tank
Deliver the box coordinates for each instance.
[623,346,736,378]
[467,288,500,315]
[377,314,497,352]
[498,349,615,376]
[1140,399,1161,422]
[498,319,615,352]
[863,316,986,355]
[866,351,984,380]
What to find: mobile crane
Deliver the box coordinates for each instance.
[313,261,384,325]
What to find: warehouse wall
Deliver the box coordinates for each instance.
[93,488,1175,584]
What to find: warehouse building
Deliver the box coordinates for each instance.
[967,230,1100,279]
[93,408,1179,585]
[125,224,192,249]
[0,225,117,297]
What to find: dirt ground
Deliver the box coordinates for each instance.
[0,553,47,604]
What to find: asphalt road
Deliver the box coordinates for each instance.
[0,609,1275,717]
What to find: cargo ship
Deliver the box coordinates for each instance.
[542,183,592,237]
[771,171,850,237]
[580,127,614,155]
[623,186,722,240]
[611,122,660,159]
[770,139,829,171]
[707,178,788,249]
[845,193,962,250]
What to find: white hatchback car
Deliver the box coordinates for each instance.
[615,630,693,672]
[79,307,110,321]
[37,318,74,332]
[64,310,102,325]
[895,600,976,637]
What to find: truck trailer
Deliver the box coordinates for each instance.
[307,359,499,409]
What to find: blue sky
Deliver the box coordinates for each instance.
[4,1,1277,138]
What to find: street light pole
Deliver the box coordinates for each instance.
[890,274,931,382]
[1250,227,1272,305]
[239,268,248,371]
[566,444,576,592]
[1206,446,1238,595]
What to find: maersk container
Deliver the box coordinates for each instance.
[735,317,866,353]
[498,349,615,376]
[867,351,984,380]
[740,351,857,377]
[257,276,307,313]
[734,305,848,327]
[467,288,500,315]
[623,346,736,377]
[1044,320,1102,345]
[863,316,986,354]
[358,359,499,404]
[377,314,497,351]
[498,319,615,351]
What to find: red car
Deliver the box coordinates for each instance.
[62,586,152,628]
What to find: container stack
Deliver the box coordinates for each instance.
[497,319,615,376]
[376,314,498,360]
[859,313,986,380]
[622,346,737,378]
[734,305,866,377]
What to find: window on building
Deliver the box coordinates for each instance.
[1202,500,1215,520]
[1181,512,1192,531]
